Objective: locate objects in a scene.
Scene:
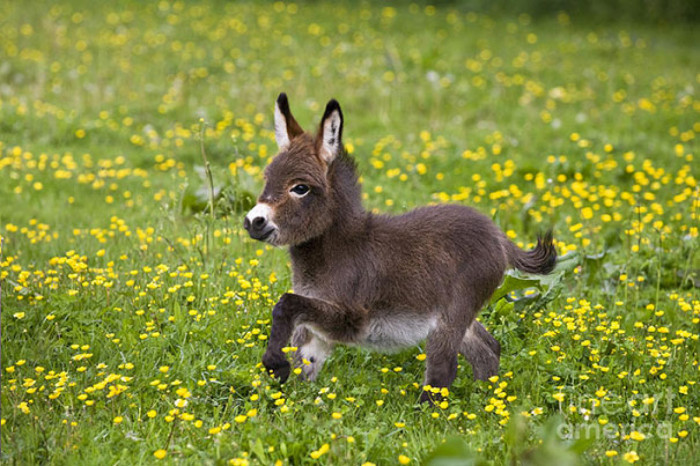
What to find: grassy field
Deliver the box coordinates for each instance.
[1,1,698,464]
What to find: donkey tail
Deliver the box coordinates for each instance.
[505,230,557,275]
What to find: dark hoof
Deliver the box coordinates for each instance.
[473,370,498,382]
[419,389,445,405]
[472,363,499,381]
[262,352,291,383]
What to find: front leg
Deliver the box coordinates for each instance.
[262,293,367,383]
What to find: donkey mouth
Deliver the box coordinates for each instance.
[251,228,276,243]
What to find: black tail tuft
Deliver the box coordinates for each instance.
[508,230,557,275]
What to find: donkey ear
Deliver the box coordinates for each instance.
[317,99,344,163]
[274,93,304,150]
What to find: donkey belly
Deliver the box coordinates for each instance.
[357,313,438,353]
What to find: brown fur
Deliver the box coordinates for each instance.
[244,93,557,403]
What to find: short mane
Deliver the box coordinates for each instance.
[327,150,364,224]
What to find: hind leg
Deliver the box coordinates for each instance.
[420,323,465,404]
[459,320,500,381]
[291,326,334,381]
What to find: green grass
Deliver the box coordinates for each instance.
[1,1,698,464]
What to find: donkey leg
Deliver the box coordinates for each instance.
[262,293,366,383]
[419,325,465,404]
[291,326,334,381]
[459,320,500,381]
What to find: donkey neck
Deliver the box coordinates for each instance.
[327,153,365,232]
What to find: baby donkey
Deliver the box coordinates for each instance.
[243,93,556,403]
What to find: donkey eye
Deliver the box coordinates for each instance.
[290,184,310,196]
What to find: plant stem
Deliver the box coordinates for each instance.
[199,120,215,220]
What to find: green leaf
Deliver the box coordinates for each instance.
[492,252,580,307]
[250,438,267,463]
[490,274,541,304]
[423,437,488,466]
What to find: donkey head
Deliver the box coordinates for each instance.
[243,93,344,246]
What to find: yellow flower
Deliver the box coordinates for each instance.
[113,416,123,424]
[623,451,639,463]
[153,449,167,459]
[175,387,191,398]
[629,431,645,441]
[398,455,411,464]
[309,443,330,459]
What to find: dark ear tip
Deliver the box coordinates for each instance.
[322,98,343,120]
[277,92,290,113]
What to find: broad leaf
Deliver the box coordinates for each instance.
[423,437,488,466]
[491,251,580,306]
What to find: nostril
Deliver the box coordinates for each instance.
[252,217,266,230]
[243,217,251,231]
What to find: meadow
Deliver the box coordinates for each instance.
[1,1,698,464]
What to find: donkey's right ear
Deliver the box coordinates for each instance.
[274,93,304,150]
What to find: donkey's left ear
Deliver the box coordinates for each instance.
[317,99,344,163]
